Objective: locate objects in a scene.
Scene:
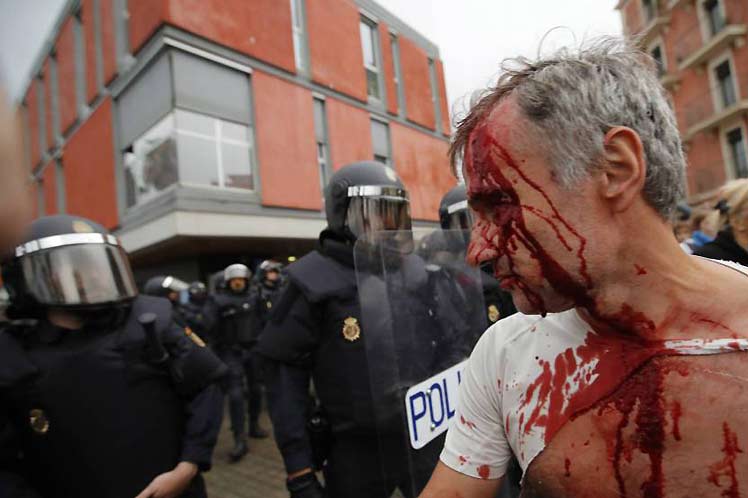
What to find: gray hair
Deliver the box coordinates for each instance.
[450,37,686,220]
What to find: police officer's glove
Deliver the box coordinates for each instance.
[286,472,325,498]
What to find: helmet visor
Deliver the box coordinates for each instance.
[444,200,473,231]
[345,194,412,239]
[20,243,138,306]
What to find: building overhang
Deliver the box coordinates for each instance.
[683,99,748,141]
[660,72,682,90]
[635,15,672,48]
[678,24,748,71]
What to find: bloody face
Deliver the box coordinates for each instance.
[464,99,601,316]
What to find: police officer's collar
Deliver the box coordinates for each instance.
[318,229,355,268]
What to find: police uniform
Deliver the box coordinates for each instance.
[213,264,266,460]
[0,215,226,498]
[253,261,284,334]
[257,162,468,498]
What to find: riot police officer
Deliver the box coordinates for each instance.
[438,184,517,344]
[0,215,226,498]
[213,263,268,462]
[257,161,468,498]
[143,274,188,306]
[175,282,218,346]
[253,260,284,333]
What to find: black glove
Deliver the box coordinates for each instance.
[286,472,325,498]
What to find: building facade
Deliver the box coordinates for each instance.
[618,0,748,201]
[18,0,455,282]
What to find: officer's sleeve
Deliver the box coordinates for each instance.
[256,283,322,367]
[263,359,314,474]
[163,321,229,398]
[431,272,472,366]
[179,384,223,472]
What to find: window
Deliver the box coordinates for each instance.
[715,60,737,108]
[290,0,309,74]
[123,109,254,208]
[360,18,381,101]
[36,77,46,155]
[55,160,66,213]
[93,0,104,92]
[73,10,87,114]
[313,98,331,192]
[390,33,405,116]
[727,128,748,178]
[113,0,131,69]
[650,45,665,75]
[49,56,60,143]
[428,58,442,133]
[704,0,725,37]
[642,0,656,22]
[371,119,391,165]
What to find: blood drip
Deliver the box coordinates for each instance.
[564,457,572,477]
[708,422,743,498]
[477,464,491,479]
[635,264,648,276]
[671,401,682,441]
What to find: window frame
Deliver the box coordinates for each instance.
[55,159,66,213]
[370,116,392,166]
[647,37,667,76]
[73,8,88,117]
[360,15,385,105]
[724,124,748,179]
[708,50,740,113]
[697,0,727,40]
[312,96,332,195]
[389,31,406,117]
[290,0,310,75]
[641,0,657,23]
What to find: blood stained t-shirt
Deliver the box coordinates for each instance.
[440,261,748,482]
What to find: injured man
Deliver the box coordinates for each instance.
[420,38,748,498]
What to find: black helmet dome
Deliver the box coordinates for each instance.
[324,161,411,241]
[438,184,471,230]
[2,215,138,315]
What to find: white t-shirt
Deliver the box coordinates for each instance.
[440,259,748,481]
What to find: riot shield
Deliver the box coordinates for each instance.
[353,229,487,498]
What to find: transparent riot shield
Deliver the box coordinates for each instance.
[353,229,487,498]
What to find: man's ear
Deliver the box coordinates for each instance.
[599,126,646,213]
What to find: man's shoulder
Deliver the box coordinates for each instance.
[476,309,585,357]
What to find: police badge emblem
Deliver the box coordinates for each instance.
[487,304,500,323]
[342,317,361,342]
[29,408,50,434]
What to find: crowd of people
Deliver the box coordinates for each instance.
[1,36,748,498]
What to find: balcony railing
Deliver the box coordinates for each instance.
[673,3,747,70]
[678,69,748,141]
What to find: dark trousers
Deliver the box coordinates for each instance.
[218,347,263,439]
[323,432,442,498]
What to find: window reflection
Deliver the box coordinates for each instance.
[124,109,254,208]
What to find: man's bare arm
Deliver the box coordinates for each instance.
[419,461,503,498]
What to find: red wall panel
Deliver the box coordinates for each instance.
[379,23,398,116]
[24,86,40,168]
[435,59,450,136]
[326,97,373,170]
[128,0,169,55]
[166,0,295,73]
[399,36,435,130]
[63,99,119,229]
[307,0,367,102]
[56,17,78,134]
[685,132,725,194]
[390,122,453,221]
[82,0,98,104]
[253,71,321,210]
[42,162,57,216]
[100,0,118,84]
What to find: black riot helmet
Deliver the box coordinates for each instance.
[438,184,472,231]
[1,215,138,317]
[188,281,208,303]
[143,275,188,302]
[257,260,283,289]
[324,161,412,242]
